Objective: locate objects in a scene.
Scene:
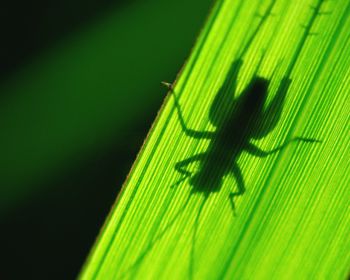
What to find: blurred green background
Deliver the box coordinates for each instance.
[0,0,212,278]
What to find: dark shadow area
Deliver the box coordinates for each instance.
[122,59,320,278]
[168,2,327,274]
[171,59,319,210]
[168,58,319,279]
[0,0,131,84]
[122,60,319,279]
[0,112,158,280]
[0,0,215,278]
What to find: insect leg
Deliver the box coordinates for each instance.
[175,153,207,176]
[163,82,215,139]
[229,164,246,214]
[172,153,207,189]
[245,137,321,157]
[245,142,278,157]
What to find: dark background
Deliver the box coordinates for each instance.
[0,0,212,278]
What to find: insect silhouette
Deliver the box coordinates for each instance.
[163,0,325,212]
[164,60,319,212]
[122,61,320,279]
[120,0,326,277]
[161,58,320,279]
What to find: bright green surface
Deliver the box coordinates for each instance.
[81,0,350,279]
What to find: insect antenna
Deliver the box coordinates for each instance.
[286,0,330,77]
[300,0,332,36]
[237,0,276,58]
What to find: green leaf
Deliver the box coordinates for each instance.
[80,0,350,278]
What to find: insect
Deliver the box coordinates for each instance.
[164,60,318,212]
[160,58,319,280]
[121,0,325,277]
[163,0,325,211]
